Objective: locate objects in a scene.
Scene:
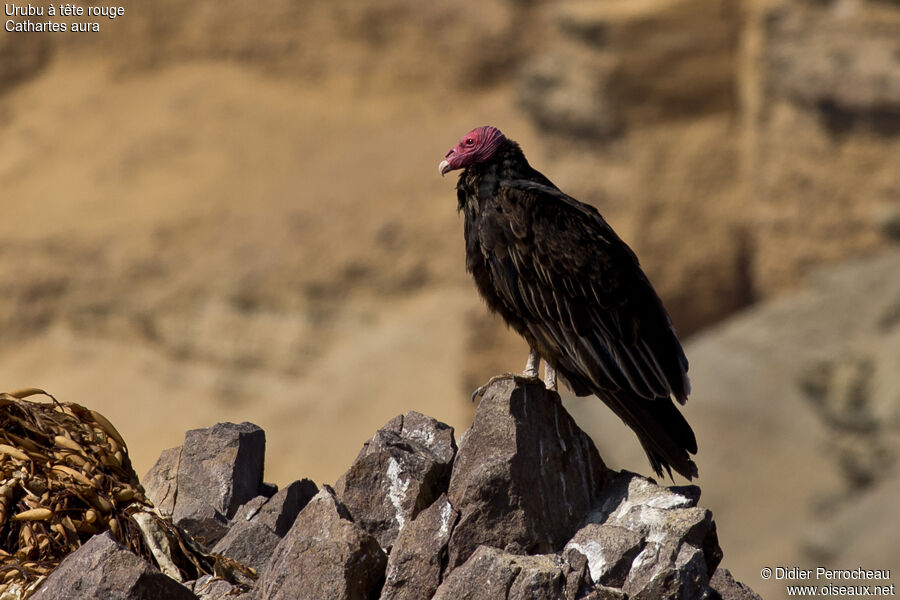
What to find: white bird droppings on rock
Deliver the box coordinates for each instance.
[439,499,454,537]
[566,540,608,583]
[387,457,410,530]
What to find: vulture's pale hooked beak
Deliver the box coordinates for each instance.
[439,159,451,177]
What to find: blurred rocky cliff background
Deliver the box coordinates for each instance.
[1,0,899,597]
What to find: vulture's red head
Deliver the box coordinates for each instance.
[439,126,507,176]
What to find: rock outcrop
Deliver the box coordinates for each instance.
[333,411,456,552]
[255,487,388,600]
[32,533,197,600]
[381,494,457,600]
[446,380,608,568]
[32,379,758,599]
[433,546,594,600]
[211,478,318,571]
[141,422,274,549]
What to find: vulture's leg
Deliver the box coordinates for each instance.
[544,363,558,391]
[471,348,543,401]
[523,348,540,378]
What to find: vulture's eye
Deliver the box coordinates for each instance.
[465,138,475,146]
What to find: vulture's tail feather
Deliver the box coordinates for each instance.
[602,390,698,481]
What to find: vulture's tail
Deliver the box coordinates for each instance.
[601,389,698,481]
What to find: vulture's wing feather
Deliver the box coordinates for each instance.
[479,178,697,478]
[494,179,690,401]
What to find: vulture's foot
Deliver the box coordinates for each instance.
[524,348,540,379]
[544,363,558,391]
[471,372,541,402]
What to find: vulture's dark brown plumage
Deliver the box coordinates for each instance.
[440,126,698,480]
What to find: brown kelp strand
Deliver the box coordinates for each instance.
[0,390,253,597]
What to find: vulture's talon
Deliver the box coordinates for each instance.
[471,372,542,402]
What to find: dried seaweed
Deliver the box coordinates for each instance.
[0,389,254,598]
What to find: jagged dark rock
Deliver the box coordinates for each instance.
[233,495,269,523]
[187,575,241,600]
[432,545,601,600]
[211,479,318,570]
[334,411,456,551]
[710,568,765,600]
[211,519,281,573]
[173,422,267,547]
[30,378,759,600]
[255,479,319,536]
[570,471,721,599]
[254,487,387,600]
[32,532,197,600]
[176,502,231,550]
[381,494,457,600]
[447,378,609,568]
[142,445,181,519]
[564,524,643,588]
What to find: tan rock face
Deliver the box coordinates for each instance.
[753,3,900,296]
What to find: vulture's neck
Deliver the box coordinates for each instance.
[456,141,529,212]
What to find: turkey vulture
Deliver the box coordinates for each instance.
[440,126,698,480]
